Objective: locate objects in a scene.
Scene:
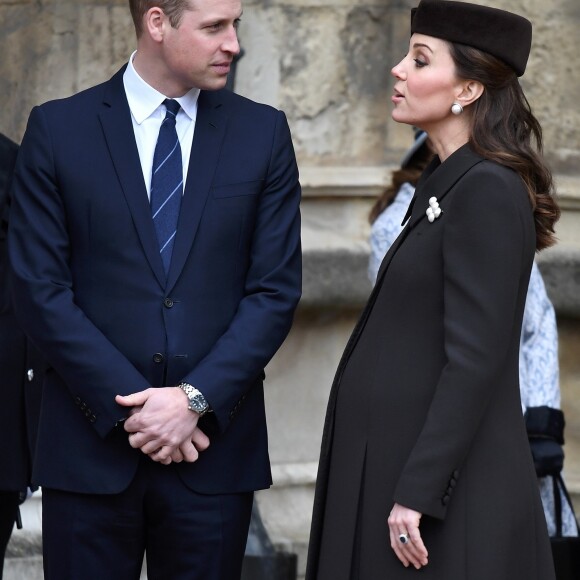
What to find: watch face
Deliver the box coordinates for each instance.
[190,394,208,414]
[179,384,209,415]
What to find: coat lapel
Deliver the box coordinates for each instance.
[374,221,411,284]
[99,67,166,288]
[408,144,484,230]
[166,91,227,291]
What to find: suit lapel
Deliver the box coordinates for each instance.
[166,91,227,291]
[99,67,166,287]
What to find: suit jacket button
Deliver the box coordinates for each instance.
[27,369,34,381]
[164,298,174,308]
[153,353,164,363]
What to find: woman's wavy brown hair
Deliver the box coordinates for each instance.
[369,141,433,224]
[450,43,560,251]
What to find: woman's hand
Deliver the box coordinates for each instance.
[388,503,429,569]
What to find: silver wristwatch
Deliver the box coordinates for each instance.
[178,382,211,416]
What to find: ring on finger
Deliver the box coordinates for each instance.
[398,532,410,544]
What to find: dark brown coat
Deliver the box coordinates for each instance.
[306,145,556,580]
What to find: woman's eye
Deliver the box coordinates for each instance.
[414,58,427,68]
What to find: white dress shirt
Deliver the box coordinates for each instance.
[123,51,200,199]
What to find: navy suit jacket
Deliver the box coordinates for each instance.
[0,133,42,493]
[8,67,302,495]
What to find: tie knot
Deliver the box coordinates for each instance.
[163,99,181,118]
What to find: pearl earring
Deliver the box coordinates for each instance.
[451,102,463,115]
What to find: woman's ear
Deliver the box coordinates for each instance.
[455,80,484,109]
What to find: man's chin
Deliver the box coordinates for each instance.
[196,72,229,91]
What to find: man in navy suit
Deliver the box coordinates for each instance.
[8,0,301,578]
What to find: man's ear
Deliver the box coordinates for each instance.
[455,80,484,109]
[143,7,166,43]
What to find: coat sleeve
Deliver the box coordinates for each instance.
[393,164,534,519]
[8,106,150,438]
[182,110,302,433]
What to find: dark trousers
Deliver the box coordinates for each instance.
[0,491,19,580]
[42,458,253,580]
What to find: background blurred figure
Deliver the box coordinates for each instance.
[368,130,578,538]
[0,133,41,579]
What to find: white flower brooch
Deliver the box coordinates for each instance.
[426,196,443,223]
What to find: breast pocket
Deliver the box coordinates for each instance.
[211,180,263,199]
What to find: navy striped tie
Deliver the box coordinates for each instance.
[151,99,183,275]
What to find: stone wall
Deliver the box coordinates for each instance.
[1,1,579,578]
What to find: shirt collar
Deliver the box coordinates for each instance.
[123,51,200,124]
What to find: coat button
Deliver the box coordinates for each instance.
[153,353,164,363]
[27,369,34,382]
[164,298,174,308]
[442,495,450,506]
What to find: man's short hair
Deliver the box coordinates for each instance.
[129,0,192,37]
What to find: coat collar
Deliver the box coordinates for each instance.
[405,143,485,230]
[376,144,485,284]
[98,66,227,290]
